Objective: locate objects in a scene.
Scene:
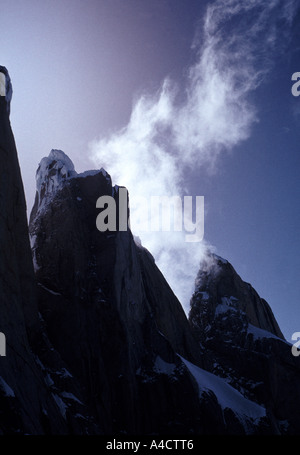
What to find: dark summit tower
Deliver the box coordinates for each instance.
[0,67,97,434]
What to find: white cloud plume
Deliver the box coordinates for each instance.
[90,0,298,310]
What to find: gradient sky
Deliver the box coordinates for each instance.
[1,0,299,340]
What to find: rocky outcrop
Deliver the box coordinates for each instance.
[0,67,66,434]
[29,150,206,434]
[189,252,283,341]
[0,67,100,435]
[189,252,300,434]
[1,66,300,435]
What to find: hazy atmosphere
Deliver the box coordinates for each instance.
[1,0,300,340]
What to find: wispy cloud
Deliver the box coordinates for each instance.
[90,0,298,309]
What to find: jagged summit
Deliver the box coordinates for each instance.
[190,250,284,340]
[31,149,111,219]
[35,150,76,207]
[188,252,300,434]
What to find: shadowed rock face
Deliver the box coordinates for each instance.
[189,253,284,343]
[0,68,101,435]
[2,67,300,435]
[189,253,300,434]
[0,67,63,434]
[28,148,297,435]
[29,152,205,434]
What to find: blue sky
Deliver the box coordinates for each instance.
[1,0,299,340]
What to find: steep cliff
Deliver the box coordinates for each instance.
[0,66,99,435]
[29,150,206,434]
[189,252,300,434]
[1,66,299,435]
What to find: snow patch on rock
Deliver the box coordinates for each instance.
[154,356,176,376]
[36,149,76,210]
[60,391,83,405]
[0,376,15,397]
[247,323,289,344]
[179,355,266,426]
[52,393,68,419]
[215,296,240,316]
[34,149,109,216]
